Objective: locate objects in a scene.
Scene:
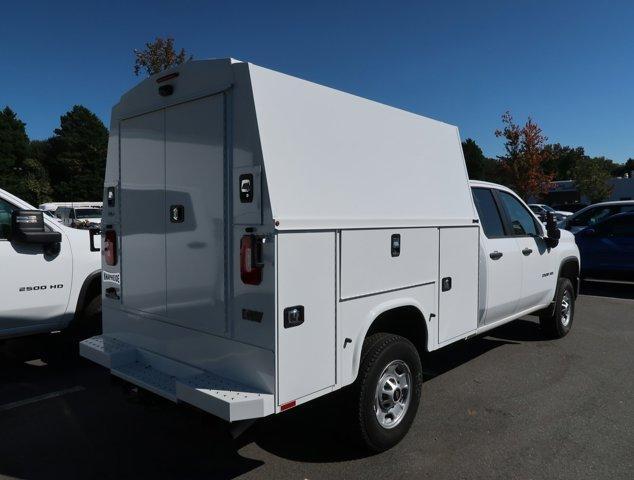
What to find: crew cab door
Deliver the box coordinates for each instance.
[472,188,522,325]
[0,198,72,332]
[496,191,555,311]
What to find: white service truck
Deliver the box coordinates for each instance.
[0,188,102,343]
[81,59,580,451]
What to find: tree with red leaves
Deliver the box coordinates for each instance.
[495,111,554,200]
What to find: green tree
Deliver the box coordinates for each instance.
[462,138,485,179]
[48,105,108,201]
[612,158,634,177]
[0,106,29,194]
[542,144,586,180]
[572,157,613,203]
[134,37,193,77]
[495,111,554,200]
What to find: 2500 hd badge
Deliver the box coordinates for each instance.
[19,284,64,292]
[103,271,120,284]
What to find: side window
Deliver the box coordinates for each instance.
[618,205,634,214]
[0,198,16,239]
[498,192,539,236]
[571,206,616,227]
[472,188,506,238]
[69,209,76,219]
[600,215,634,237]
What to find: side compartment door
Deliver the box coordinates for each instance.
[277,232,335,405]
[471,188,523,325]
[438,227,479,343]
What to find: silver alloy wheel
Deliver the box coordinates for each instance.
[561,290,572,327]
[374,360,412,429]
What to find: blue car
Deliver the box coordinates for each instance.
[574,212,634,282]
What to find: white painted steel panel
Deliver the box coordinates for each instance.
[438,227,479,343]
[481,236,523,325]
[165,95,226,334]
[340,228,438,300]
[249,64,476,230]
[120,110,166,315]
[277,232,335,404]
[338,283,437,386]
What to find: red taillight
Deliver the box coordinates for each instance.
[240,235,262,285]
[104,229,117,266]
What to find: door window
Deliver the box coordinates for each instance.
[599,215,634,237]
[570,206,617,227]
[498,192,539,236]
[472,188,506,238]
[0,198,16,239]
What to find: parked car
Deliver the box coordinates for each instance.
[551,203,588,214]
[0,188,102,343]
[559,200,634,233]
[81,59,579,452]
[575,212,634,282]
[56,206,103,229]
[528,204,572,222]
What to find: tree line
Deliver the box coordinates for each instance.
[0,105,108,206]
[463,112,632,203]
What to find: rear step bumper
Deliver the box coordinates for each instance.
[80,335,274,422]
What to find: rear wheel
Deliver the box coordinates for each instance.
[540,277,574,338]
[353,333,422,452]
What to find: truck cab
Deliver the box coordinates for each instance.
[0,188,102,341]
[471,181,580,331]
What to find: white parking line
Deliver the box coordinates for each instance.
[0,386,85,412]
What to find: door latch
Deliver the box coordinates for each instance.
[441,277,452,292]
[170,205,184,223]
[283,305,304,328]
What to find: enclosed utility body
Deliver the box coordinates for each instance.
[82,59,577,448]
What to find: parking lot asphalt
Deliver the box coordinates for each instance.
[1,283,632,480]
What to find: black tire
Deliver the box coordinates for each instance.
[540,278,575,338]
[44,295,102,365]
[353,333,423,452]
[72,295,102,340]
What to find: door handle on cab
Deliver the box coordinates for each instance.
[522,247,533,256]
[489,251,503,260]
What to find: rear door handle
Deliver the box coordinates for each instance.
[522,248,533,256]
[489,251,503,260]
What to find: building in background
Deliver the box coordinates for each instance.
[538,175,634,210]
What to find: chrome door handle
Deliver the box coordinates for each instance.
[522,248,533,256]
[489,251,503,260]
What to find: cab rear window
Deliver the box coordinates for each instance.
[472,188,505,238]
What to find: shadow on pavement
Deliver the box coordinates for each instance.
[0,320,534,477]
[580,281,634,300]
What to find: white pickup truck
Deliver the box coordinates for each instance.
[81,59,580,452]
[0,188,102,345]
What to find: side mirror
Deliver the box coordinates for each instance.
[11,210,62,253]
[544,212,560,248]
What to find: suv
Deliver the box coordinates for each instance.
[560,201,634,233]
[56,206,102,229]
[0,188,102,343]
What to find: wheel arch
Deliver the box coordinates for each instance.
[349,298,429,386]
[558,256,580,298]
[73,270,101,321]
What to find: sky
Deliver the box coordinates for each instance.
[1,0,633,162]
